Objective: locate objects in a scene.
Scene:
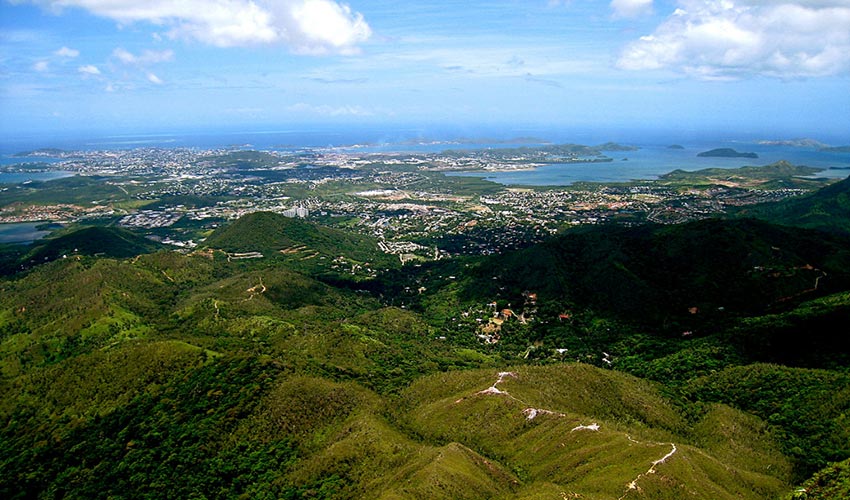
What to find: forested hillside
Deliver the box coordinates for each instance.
[2,185,850,498]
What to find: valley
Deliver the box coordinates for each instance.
[1,142,850,498]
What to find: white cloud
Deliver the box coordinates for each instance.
[611,0,653,18]
[617,0,850,79]
[23,0,371,53]
[54,46,80,58]
[287,0,371,54]
[113,48,174,65]
[33,60,50,72]
[78,64,101,75]
[147,72,164,84]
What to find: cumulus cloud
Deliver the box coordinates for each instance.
[617,0,850,79]
[611,0,653,18]
[33,60,50,72]
[22,0,371,53]
[54,46,80,58]
[146,72,164,84]
[78,64,101,75]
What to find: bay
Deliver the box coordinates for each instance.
[446,142,850,186]
[0,170,74,184]
[0,223,51,244]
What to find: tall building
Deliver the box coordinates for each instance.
[282,206,309,218]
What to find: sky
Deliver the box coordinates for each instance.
[1,0,849,142]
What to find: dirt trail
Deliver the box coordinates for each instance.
[618,437,678,499]
[466,372,680,498]
[243,277,267,301]
[462,371,596,429]
[570,423,600,432]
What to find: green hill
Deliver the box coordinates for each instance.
[201,150,282,170]
[659,160,824,189]
[22,226,164,266]
[459,218,850,325]
[685,363,850,478]
[392,365,790,499]
[0,350,798,499]
[204,211,395,277]
[734,175,850,234]
[2,209,850,498]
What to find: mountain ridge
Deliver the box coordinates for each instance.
[2,204,850,497]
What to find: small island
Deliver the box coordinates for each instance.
[697,148,758,159]
[595,142,639,152]
[668,144,685,150]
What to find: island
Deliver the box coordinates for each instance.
[595,142,639,152]
[697,148,758,159]
[668,144,685,150]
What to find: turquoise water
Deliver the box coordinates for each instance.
[1,130,848,187]
[0,170,74,184]
[446,143,850,186]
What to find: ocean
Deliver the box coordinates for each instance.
[1,127,849,187]
[446,143,850,186]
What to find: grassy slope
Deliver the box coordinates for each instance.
[2,210,850,497]
[205,211,379,259]
[0,249,805,499]
[0,355,795,499]
[394,365,790,500]
[203,211,397,276]
[685,363,850,479]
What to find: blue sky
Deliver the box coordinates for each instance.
[1,0,849,141]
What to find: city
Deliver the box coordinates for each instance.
[0,145,820,258]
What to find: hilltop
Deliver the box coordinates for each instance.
[22,226,164,266]
[203,211,396,277]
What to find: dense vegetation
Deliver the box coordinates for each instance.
[23,226,165,266]
[734,175,850,235]
[203,211,397,277]
[2,177,850,498]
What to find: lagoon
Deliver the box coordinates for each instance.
[446,143,850,186]
[0,170,74,184]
